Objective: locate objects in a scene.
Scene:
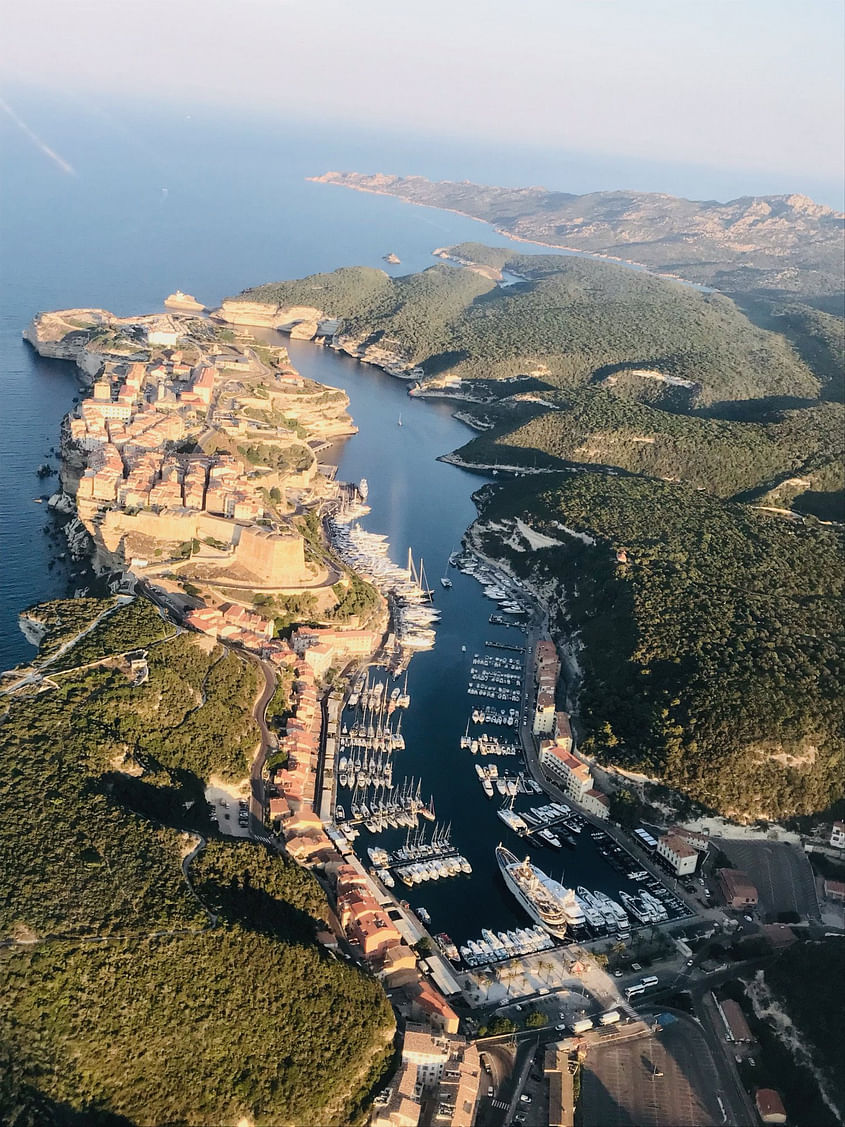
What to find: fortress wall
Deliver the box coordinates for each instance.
[235,526,305,584]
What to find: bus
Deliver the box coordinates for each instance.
[641,975,659,988]
[599,1010,621,1026]
[624,984,646,1000]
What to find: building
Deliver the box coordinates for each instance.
[533,639,560,736]
[408,980,460,1034]
[718,868,759,910]
[544,1046,575,1127]
[370,1062,421,1127]
[754,1089,787,1124]
[395,1026,481,1127]
[553,711,572,751]
[667,824,711,853]
[823,878,845,902]
[581,788,609,820]
[533,690,556,735]
[718,998,754,1044]
[539,742,593,801]
[830,821,845,849]
[657,833,698,876]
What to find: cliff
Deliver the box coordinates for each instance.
[213,299,339,339]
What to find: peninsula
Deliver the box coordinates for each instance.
[311,171,845,308]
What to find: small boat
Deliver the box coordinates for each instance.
[436,933,460,962]
[416,906,432,925]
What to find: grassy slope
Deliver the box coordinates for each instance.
[0,602,393,1125]
[474,475,845,820]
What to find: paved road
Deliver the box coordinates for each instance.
[248,657,278,834]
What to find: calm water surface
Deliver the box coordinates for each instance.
[1,94,688,943]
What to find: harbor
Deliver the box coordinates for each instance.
[280,336,695,963]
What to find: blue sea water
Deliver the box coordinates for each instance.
[0,89,800,940]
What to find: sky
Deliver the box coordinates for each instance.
[2,0,843,203]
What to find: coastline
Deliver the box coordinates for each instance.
[307,176,709,290]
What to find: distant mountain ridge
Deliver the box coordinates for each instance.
[311,172,845,307]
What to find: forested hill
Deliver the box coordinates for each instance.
[234,254,822,408]
[311,171,845,308]
[1,601,394,1125]
[470,475,845,822]
[453,389,845,518]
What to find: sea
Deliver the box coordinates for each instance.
[1,88,809,944]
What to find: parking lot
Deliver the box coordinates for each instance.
[716,839,819,920]
[205,784,252,838]
[579,1017,729,1127]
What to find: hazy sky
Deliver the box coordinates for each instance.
[3,0,843,198]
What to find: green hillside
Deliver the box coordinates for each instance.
[455,389,845,503]
[472,475,845,821]
[235,251,821,406]
[0,601,393,1125]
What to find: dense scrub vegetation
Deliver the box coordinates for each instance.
[2,926,392,1125]
[238,440,314,473]
[50,597,171,670]
[237,253,822,406]
[456,388,845,505]
[475,475,844,819]
[330,572,382,624]
[0,603,394,1124]
[19,596,115,660]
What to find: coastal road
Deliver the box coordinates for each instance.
[248,657,278,836]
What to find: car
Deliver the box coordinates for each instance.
[686,957,694,966]
[613,969,623,978]
[744,914,753,922]
[555,1022,567,1030]
[224,812,230,820]
[487,1086,494,1097]
[520,1094,532,1104]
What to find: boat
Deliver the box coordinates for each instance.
[495,845,569,939]
[416,906,431,925]
[496,807,527,833]
[397,413,403,427]
[436,933,460,962]
[440,576,453,588]
[560,886,586,929]
[482,779,494,798]
[619,891,652,925]
[574,892,605,931]
[537,828,562,849]
[368,846,390,867]
[335,805,345,822]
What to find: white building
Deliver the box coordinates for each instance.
[533,689,556,736]
[657,833,698,876]
[539,742,593,802]
[581,787,610,820]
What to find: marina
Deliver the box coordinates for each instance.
[280,337,697,950]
